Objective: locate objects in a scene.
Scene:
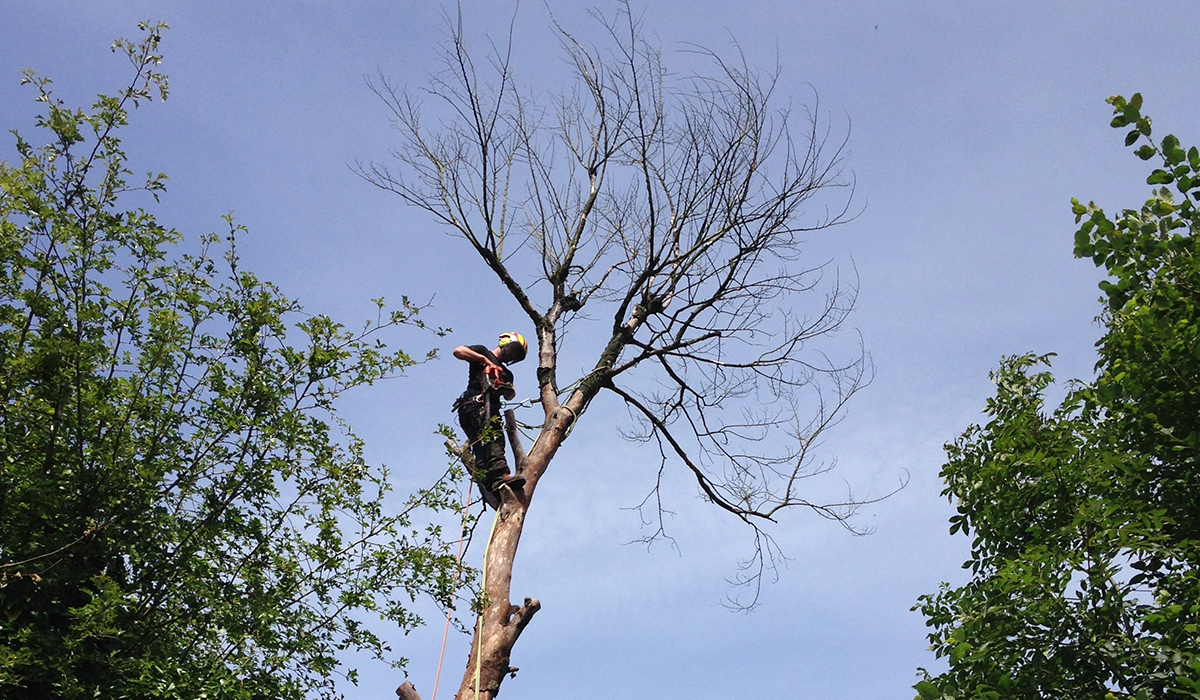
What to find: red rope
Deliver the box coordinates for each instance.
[430,481,474,700]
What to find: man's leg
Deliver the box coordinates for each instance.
[478,417,509,483]
[458,402,490,484]
[458,406,523,502]
[479,416,524,494]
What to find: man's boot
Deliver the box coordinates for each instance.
[480,473,524,509]
[491,473,525,494]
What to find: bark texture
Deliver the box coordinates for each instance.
[453,405,576,700]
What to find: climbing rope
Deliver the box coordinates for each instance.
[500,370,592,418]
[430,480,474,700]
[502,380,583,443]
[427,475,501,700]
[474,508,501,700]
[500,395,541,412]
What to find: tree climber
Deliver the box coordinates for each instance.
[452,332,528,506]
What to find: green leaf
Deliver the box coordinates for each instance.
[1125,129,1140,147]
[915,680,941,700]
[1074,228,1093,253]
[1148,169,1175,185]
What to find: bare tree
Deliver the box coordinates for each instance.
[362,4,888,698]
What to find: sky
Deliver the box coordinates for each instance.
[4,2,1200,699]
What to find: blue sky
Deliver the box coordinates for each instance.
[4,2,1200,698]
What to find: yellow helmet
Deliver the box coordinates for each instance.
[498,331,528,363]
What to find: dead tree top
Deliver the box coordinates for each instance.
[362,2,899,605]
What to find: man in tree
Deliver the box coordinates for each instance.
[359,4,878,694]
[453,332,528,507]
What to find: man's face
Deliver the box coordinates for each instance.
[500,343,525,364]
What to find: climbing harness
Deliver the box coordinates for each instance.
[452,363,510,416]
[453,356,515,512]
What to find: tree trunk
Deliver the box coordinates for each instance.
[451,404,575,700]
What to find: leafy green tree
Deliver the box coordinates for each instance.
[915,95,1200,700]
[0,24,460,700]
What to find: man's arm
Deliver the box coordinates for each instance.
[453,345,516,401]
[453,345,493,366]
[453,345,514,399]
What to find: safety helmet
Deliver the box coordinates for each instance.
[498,331,528,363]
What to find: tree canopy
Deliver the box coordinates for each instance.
[0,24,461,700]
[915,94,1200,699]
[361,5,884,698]
[364,0,877,586]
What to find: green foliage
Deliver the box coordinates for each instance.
[916,96,1200,699]
[1074,96,1200,543]
[0,24,462,699]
